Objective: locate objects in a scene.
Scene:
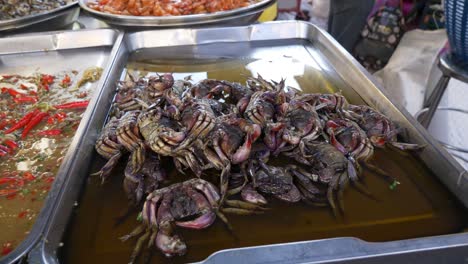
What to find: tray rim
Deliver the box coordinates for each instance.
[31,21,468,264]
[0,28,122,264]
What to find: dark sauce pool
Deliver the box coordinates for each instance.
[61,57,467,264]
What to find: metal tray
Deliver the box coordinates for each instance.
[31,21,468,264]
[0,28,122,264]
[0,2,80,33]
[79,0,275,27]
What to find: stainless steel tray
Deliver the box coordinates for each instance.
[31,21,468,264]
[79,0,275,27]
[0,2,80,33]
[0,28,122,264]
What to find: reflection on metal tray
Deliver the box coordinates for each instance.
[0,29,122,264]
[0,2,80,33]
[79,0,275,27]
[31,21,468,264]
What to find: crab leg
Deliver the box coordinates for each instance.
[129,230,150,264]
[92,152,122,183]
[221,208,262,215]
[224,200,268,211]
[119,224,146,242]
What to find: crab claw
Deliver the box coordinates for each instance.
[232,134,253,165]
[192,179,221,207]
[237,96,250,113]
[155,232,187,257]
[175,211,216,229]
[241,183,267,205]
[264,123,285,151]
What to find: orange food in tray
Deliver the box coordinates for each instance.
[88,0,257,16]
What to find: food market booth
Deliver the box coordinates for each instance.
[0,1,467,264]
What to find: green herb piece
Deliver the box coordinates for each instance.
[136,212,143,222]
[389,180,400,190]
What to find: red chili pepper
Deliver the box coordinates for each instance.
[54,100,89,109]
[37,129,62,136]
[19,84,28,90]
[1,242,13,256]
[41,74,54,84]
[23,172,35,181]
[0,189,17,197]
[1,87,24,97]
[2,75,13,79]
[0,177,17,185]
[3,140,18,150]
[0,119,11,130]
[41,74,54,92]
[46,116,55,125]
[61,74,71,87]
[21,112,48,139]
[44,177,55,183]
[5,109,39,134]
[18,211,27,218]
[29,90,37,96]
[6,193,16,200]
[13,96,38,104]
[54,112,67,122]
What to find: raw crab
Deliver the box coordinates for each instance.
[94,117,124,182]
[116,110,146,174]
[284,141,361,216]
[325,118,373,165]
[348,105,423,151]
[173,99,217,152]
[121,179,264,261]
[296,92,353,119]
[124,152,167,205]
[200,115,261,197]
[138,107,203,176]
[270,99,323,154]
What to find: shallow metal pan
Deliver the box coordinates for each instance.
[0,28,122,264]
[79,0,275,27]
[0,2,80,33]
[32,21,468,264]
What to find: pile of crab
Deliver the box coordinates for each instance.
[93,73,422,261]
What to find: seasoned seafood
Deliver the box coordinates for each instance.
[0,69,101,254]
[93,72,423,260]
[0,0,69,20]
[88,0,259,16]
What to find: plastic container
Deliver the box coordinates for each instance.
[445,0,468,62]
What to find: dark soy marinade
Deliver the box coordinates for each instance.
[0,68,102,256]
[62,58,466,264]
